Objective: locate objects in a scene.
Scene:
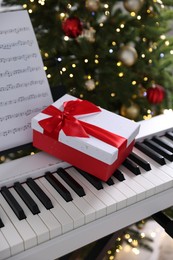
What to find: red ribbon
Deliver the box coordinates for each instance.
[39,99,127,149]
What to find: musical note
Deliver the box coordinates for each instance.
[0,53,37,63]
[0,27,30,35]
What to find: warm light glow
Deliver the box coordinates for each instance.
[47,74,51,78]
[119,72,124,77]
[132,248,140,255]
[125,234,130,239]
[23,4,27,8]
[72,63,76,68]
[160,34,166,40]
[43,66,47,70]
[116,28,120,32]
[137,15,141,20]
[84,59,89,63]
[140,232,145,238]
[112,41,116,46]
[44,53,49,57]
[130,12,136,17]
[132,81,137,85]
[69,74,73,78]
[117,61,122,66]
[62,67,66,72]
[165,40,170,46]
[144,77,148,81]
[60,13,66,19]
[64,36,69,41]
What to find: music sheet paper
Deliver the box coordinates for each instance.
[0,10,53,152]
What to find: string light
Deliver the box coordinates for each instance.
[64,36,69,41]
[117,61,122,66]
[130,12,136,17]
[44,53,49,58]
[118,72,124,77]
[132,81,137,85]
[112,41,116,46]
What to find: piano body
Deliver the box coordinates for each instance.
[1,112,173,260]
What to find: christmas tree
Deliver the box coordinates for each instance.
[1,1,173,258]
[2,0,173,121]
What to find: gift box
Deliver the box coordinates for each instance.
[31,94,140,181]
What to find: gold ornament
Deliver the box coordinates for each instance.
[85,79,95,91]
[118,45,138,66]
[123,0,144,13]
[82,27,96,42]
[120,103,140,120]
[85,0,100,12]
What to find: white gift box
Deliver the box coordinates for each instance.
[32,94,140,181]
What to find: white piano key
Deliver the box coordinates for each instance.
[118,166,146,201]
[0,193,36,250]
[67,168,116,214]
[10,186,58,244]
[0,205,24,256]
[111,176,137,206]
[22,183,62,239]
[133,147,173,191]
[0,230,11,259]
[120,165,155,197]
[39,177,85,228]
[53,173,96,224]
[35,179,73,233]
[101,182,127,210]
[67,167,107,219]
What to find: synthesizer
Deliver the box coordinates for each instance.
[0,112,173,260]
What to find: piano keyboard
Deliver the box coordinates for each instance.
[1,112,173,260]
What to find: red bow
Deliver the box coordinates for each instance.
[39,98,127,150]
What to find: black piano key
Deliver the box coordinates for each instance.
[122,158,141,175]
[26,178,53,210]
[1,186,26,220]
[76,168,103,190]
[113,169,125,182]
[45,172,73,202]
[57,168,85,197]
[165,131,173,141]
[144,139,173,161]
[106,178,114,186]
[128,152,151,171]
[0,217,4,228]
[14,182,40,215]
[152,136,173,152]
[135,142,166,165]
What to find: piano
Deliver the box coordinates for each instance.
[1,111,173,260]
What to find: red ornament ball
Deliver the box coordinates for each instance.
[146,84,165,104]
[62,17,83,38]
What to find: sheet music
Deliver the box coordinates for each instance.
[0,10,53,152]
